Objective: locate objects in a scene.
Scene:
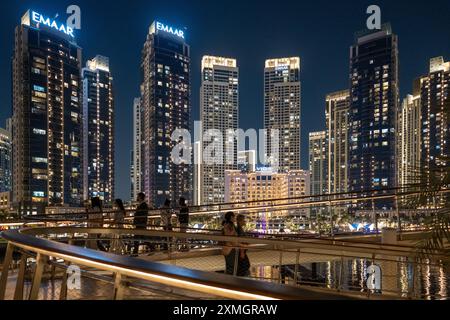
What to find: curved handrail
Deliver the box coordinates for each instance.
[0,228,363,300]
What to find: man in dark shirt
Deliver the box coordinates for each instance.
[133,192,149,255]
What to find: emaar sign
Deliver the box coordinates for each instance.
[28,11,75,38]
[151,21,185,39]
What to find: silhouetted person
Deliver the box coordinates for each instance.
[177,197,189,251]
[160,198,173,251]
[222,212,238,275]
[113,199,126,226]
[111,199,126,253]
[87,197,106,251]
[133,192,149,255]
[236,214,251,277]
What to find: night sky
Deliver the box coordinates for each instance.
[0,0,449,200]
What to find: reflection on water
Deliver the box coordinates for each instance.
[252,258,449,300]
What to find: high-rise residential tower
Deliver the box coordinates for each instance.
[0,121,12,193]
[349,24,399,208]
[140,21,191,208]
[309,131,327,196]
[82,55,115,203]
[397,94,421,189]
[419,57,450,194]
[12,10,82,214]
[264,58,301,172]
[200,56,239,205]
[131,97,142,202]
[325,90,350,195]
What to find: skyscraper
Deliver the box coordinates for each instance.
[238,150,257,173]
[264,58,301,172]
[0,121,12,193]
[419,57,450,193]
[140,21,191,207]
[131,97,142,202]
[326,90,350,195]
[200,56,239,205]
[82,55,115,203]
[397,94,421,190]
[309,131,327,196]
[349,24,399,208]
[12,10,82,214]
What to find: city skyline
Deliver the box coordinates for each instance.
[0,1,449,201]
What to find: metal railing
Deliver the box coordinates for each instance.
[1,225,448,300]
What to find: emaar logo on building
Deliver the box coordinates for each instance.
[154,21,185,39]
[30,11,75,38]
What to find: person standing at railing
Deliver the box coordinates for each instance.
[113,199,126,226]
[236,214,251,277]
[132,192,149,255]
[110,199,126,254]
[160,198,173,251]
[177,197,189,252]
[222,212,238,275]
[86,197,106,251]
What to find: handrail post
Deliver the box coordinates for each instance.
[29,253,48,300]
[0,242,15,300]
[14,253,27,300]
[338,255,344,292]
[278,250,283,284]
[59,262,70,300]
[294,249,300,285]
[233,246,239,276]
[113,273,125,300]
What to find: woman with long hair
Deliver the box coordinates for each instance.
[222,212,238,275]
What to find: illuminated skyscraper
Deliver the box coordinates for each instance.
[131,97,142,202]
[0,120,12,193]
[419,57,450,193]
[200,56,239,205]
[238,150,257,173]
[309,131,327,196]
[326,90,350,194]
[140,21,191,207]
[397,94,421,189]
[349,24,399,208]
[82,55,115,203]
[264,57,301,172]
[12,10,82,214]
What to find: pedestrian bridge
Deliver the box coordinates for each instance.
[1,225,448,300]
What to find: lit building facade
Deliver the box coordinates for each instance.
[238,150,257,173]
[82,55,115,203]
[12,10,83,214]
[397,94,421,189]
[131,97,142,202]
[225,168,310,219]
[264,58,301,172]
[200,56,239,205]
[326,90,350,195]
[140,21,191,207]
[349,24,399,208]
[309,131,327,196]
[419,57,450,191]
[0,122,12,193]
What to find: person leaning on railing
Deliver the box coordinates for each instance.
[236,214,251,277]
[221,212,239,275]
[132,192,150,255]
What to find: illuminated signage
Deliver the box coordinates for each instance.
[155,21,185,39]
[275,65,289,71]
[30,11,75,38]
